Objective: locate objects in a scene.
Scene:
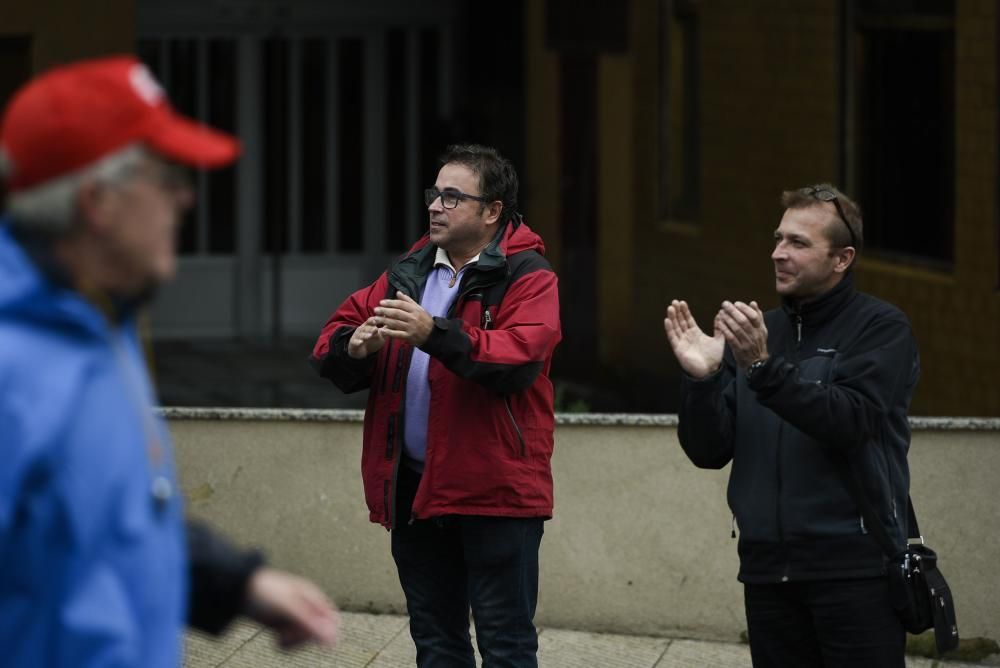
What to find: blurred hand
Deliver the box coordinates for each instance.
[245,567,340,649]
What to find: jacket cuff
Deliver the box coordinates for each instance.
[682,364,727,390]
[746,356,789,394]
[311,327,377,389]
[186,519,267,635]
[420,316,459,357]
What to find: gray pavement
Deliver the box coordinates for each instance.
[184,612,989,668]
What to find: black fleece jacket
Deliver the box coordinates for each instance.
[678,274,920,583]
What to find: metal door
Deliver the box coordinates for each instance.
[137,0,459,339]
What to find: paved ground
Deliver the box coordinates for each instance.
[184,611,990,668]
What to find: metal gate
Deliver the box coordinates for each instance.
[137,0,459,339]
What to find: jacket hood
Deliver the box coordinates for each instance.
[0,218,107,338]
[389,215,546,299]
[403,213,546,261]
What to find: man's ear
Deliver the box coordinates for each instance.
[833,246,856,274]
[484,200,504,226]
[75,179,111,233]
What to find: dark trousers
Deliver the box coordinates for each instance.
[744,577,905,668]
[390,464,544,668]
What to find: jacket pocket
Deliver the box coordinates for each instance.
[503,396,526,457]
[797,352,836,384]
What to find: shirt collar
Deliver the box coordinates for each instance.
[434,246,479,272]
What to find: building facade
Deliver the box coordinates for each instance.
[3,0,997,415]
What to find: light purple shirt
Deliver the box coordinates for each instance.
[402,250,473,470]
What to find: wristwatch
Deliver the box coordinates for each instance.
[745,358,768,382]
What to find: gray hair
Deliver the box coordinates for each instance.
[3,144,149,235]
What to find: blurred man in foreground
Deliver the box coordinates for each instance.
[0,55,339,666]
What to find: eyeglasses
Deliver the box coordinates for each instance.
[152,162,193,192]
[424,187,493,209]
[127,158,193,193]
[804,186,858,249]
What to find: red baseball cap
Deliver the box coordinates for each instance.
[0,54,240,192]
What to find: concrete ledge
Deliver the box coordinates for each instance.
[161,406,1000,430]
[168,410,1000,643]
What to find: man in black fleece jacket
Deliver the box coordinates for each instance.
[664,184,919,668]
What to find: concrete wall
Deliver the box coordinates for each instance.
[169,409,1000,643]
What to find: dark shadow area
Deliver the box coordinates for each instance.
[152,338,367,409]
[153,337,679,413]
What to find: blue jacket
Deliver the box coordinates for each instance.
[0,219,187,666]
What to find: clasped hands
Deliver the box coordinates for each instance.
[348,291,435,359]
[663,299,769,379]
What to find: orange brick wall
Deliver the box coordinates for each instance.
[527,0,1000,415]
[2,1,134,72]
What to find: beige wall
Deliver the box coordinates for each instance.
[171,412,1000,643]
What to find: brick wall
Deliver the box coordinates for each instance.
[542,0,1000,415]
[2,1,134,72]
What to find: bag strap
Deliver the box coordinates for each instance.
[906,498,920,541]
[843,459,921,560]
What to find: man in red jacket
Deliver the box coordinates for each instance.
[312,144,561,667]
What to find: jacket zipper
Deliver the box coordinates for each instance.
[482,308,493,330]
[385,414,396,459]
[378,339,394,395]
[383,479,392,528]
[447,269,504,318]
[388,348,412,528]
[504,397,526,456]
[392,345,410,393]
[780,315,802,582]
[775,420,790,582]
[110,331,174,510]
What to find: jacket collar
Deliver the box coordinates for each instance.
[781,271,857,327]
[388,217,523,297]
[0,218,135,332]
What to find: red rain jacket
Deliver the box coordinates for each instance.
[311,218,561,528]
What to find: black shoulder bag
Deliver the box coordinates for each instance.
[844,466,959,656]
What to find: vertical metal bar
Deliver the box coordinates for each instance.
[364,31,387,265]
[268,35,286,343]
[236,35,264,340]
[196,37,209,255]
[326,37,340,253]
[439,25,454,119]
[289,37,302,255]
[160,39,170,88]
[841,0,855,195]
[405,28,421,245]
